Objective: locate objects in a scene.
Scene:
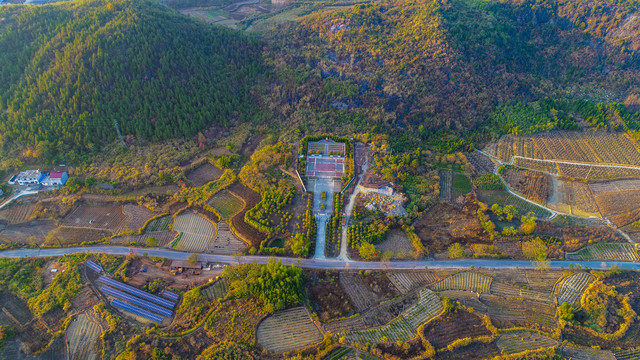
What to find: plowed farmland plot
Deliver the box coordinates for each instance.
[341,289,442,345]
[323,294,416,333]
[145,215,172,231]
[421,310,491,350]
[614,348,640,360]
[439,169,453,202]
[386,271,439,294]
[524,270,562,291]
[109,230,176,246]
[547,177,571,214]
[228,182,264,246]
[562,343,616,360]
[186,162,223,186]
[339,272,384,312]
[63,204,126,232]
[0,221,55,244]
[45,227,111,246]
[556,272,593,307]
[479,295,556,328]
[502,168,550,205]
[566,243,640,262]
[513,157,558,174]
[39,337,67,360]
[202,279,228,300]
[66,312,101,360]
[173,212,216,252]
[208,221,246,254]
[590,179,640,193]
[0,203,34,224]
[122,204,156,231]
[504,195,552,219]
[468,151,498,174]
[0,291,32,327]
[570,182,600,217]
[594,190,640,226]
[208,190,244,219]
[257,307,323,354]
[491,270,528,287]
[490,282,553,303]
[430,272,492,293]
[496,332,558,354]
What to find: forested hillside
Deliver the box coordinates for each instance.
[0,0,264,162]
[261,0,640,141]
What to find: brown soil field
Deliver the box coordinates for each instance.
[186,162,223,186]
[377,229,416,259]
[386,271,439,294]
[436,341,501,360]
[375,337,426,359]
[109,230,176,246]
[502,167,551,205]
[0,291,33,327]
[0,203,35,224]
[208,221,247,254]
[360,271,401,299]
[479,294,556,330]
[39,337,67,360]
[228,182,264,246]
[422,310,491,349]
[323,294,417,333]
[413,199,489,253]
[44,227,112,246]
[594,190,640,227]
[309,271,355,322]
[63,203,127,232]
[122,204,156,231]
[468,151,498,174]
[0,220,56,244]
[339,272,385,312]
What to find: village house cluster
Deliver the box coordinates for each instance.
[8,169,68,187]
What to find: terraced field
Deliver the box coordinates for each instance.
[173,212,216,252]
[202,279,228,300]
[504,195,553,219]
[0,203,34,224]
[566,242,640,262]
[63,204,126,232]
[496,332,558,354]
[66,312,101,360]
[468,151,498,174]
[524,270,562,291]
[479,295,556,328]
[341,289,442,345]
[339,272,384,312]
[421,310,491,350]
[257,307,323,354]
[556,272,593,307]
[513,157,558,175]
[145,215,172,231]
[430,272,492,293]
[614,348,640,360]
[208,221,246,255]
[490,282,553,303]
[208,190,245,219]
[594,190,640,227]
[122,204,156,231]
[386,271,439,294]
[109,230,176,246]
[562,343,616,360]
[439,169,453,202]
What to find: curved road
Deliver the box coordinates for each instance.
[1,246,640,271]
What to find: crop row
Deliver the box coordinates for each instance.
[566,243,640,262]
[496,332,558,354]
[257,307,323,354]
[202,279,229,300]
[173,213,216,252]
[386,271,439,294]
[431,272,492,293]
[556,272,593,307]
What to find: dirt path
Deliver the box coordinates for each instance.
[338,155,368,260]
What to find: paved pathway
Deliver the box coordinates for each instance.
[2,246,640,271]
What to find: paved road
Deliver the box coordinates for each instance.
[2,246,640,271]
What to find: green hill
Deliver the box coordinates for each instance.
[0,0,264,162]
[261,0,640,140]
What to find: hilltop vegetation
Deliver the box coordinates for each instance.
[0,0,264,163]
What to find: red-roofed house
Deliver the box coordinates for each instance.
[42,171,68,186]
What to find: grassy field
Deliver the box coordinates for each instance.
[208,190,244,219]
